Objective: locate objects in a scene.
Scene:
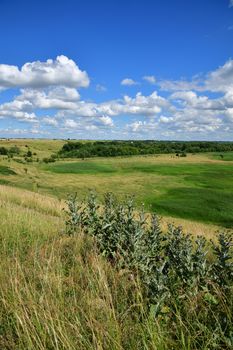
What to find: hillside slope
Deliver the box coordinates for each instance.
[0,186,154,349]
[0,186,232,349]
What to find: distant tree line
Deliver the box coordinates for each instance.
[58,140,233,158]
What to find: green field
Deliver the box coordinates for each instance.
[43,160,233,227]
[0,139,233,228]
[211,151,233,161]
[0,166,16,175]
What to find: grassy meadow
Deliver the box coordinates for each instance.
[0,138,233,228]
[0,139,232,349]
[0,185,127,349]
[0,183,232,349]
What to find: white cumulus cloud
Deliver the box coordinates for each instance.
[42,117,58,127]
[159,59,233,94]
[143,75,156,84]
[205,59,233,92]
[99,116,114,126]
[0,56,233,140]
[121,78,138,86]
[64,119,79,128]
[0,55,89,89]
[96,84,107,92]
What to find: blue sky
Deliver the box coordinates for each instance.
[0,0,233,140]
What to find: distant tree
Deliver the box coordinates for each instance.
[0,147,8,155]
[43,156,56,163]
[26,150,32,157]
[180,152,187,157]
[9,146,20,155]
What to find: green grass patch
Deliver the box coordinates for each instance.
[147,187,233,227]
[43,161,116,174]
[122,163,204,175]
[137,163,233,227]
[21,161,233,227]
[0,179,10,185]
[0,165,16,175]
[210,152,233,161]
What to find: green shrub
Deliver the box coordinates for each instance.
[0,147,8,155]
[26,150,32,157]
[9,146,20,155]
[65,192,233,349]
[43,156,56,163]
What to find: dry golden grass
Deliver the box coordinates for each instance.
[0,185,64,217]
[0,138,65,158]
[160,216,221,240]
[0,185,152,349]
[0,184,231,349]
[0,184,222,240]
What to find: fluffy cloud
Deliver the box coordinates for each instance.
[64,119,79,129]
[127,120,159,135]
[143,75,156,84]
[17,88,80,110]
[99,116,114,126]
[159,59,233,94]
[0,55,89,89]
[39,90,168,119]
[229,0,233,8]
[127,108,228,139]
[223,90,233,108]
[62,115,114,133]
[159,78,203,92]
[96,84,107,92]
[121,78,138,86]
[129,121,147,132]
[205,60,233,92]
[0,128,47,136]
[170,91,224,110]
[0,99,36,122]
[0,110,36,122]
[47,86,80,101]
[159,115,174,124]
[119,92,168,115]
[42,117,58,127]
[0,55,233,140]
